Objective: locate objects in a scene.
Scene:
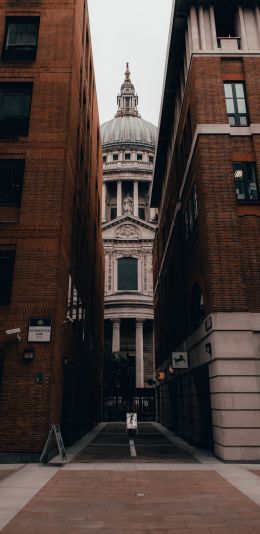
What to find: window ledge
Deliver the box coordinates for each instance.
[237,200,260,205]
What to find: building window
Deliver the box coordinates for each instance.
[137,154,142,161]
[113,154,118,161]
[0,160,25,206]
[224,82,248,126]
[2,17,40,62]
[184,184,198,241]
[0,83,33,137]
[149,155,154,163]
[110,207,117,220]
[103,155,106,163]
[190,284,205,333]
[0,250,15,305]
[125,153,131,161]
[233,162,259,201]
[138,207,145,220]
[118,257,138,291]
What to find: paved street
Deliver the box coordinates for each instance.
[1,423,260,533]
[74,423,198,463]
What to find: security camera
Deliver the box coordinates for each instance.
[5,328,21,335]
[63,315,73,324]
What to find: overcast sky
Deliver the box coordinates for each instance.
[87,0,173,127]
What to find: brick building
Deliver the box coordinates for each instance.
[0,0,104,459]
[151,0,260,461]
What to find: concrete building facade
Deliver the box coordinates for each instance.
[0,0,104,459]
[101,65,157,392]
[152,0,260,461]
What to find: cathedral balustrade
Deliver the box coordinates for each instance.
[103,160,153,172]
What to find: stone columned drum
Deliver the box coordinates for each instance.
[101,64,157,395]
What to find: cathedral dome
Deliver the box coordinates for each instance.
[101,63,157,149]
[101,116,157,148]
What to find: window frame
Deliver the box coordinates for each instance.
[117,256,139,292]
[233,162,259,202]
[224,82,249,127]
[2,16,40,62]
[0,82,33,137]
[0,159,25,206]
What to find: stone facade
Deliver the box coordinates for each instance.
[0,0,104,457]
[102,65,157,388]
[152,1,260,461]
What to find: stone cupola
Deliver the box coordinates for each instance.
[115,63,141,118]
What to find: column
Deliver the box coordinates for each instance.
[136,319,145,388]
[149,207,156,222]
[198,6,207,50]
[117,181,122,217]
[209,6,218,49]
[111,318,120,353]
[256,7,260,48]
[133,181,138,217]
[102,183,106,223]
[190,6,200,50]
[238,6,248,50]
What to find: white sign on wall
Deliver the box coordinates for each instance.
[28,318,52,343]
[172,352,188,369]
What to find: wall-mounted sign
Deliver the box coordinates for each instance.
[28,317,52,343]
[172,352,188,369]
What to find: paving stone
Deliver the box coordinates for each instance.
[3,470,260,532]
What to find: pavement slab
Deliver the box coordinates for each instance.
[2,469,260,533]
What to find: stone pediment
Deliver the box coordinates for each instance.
[102,215,156,241]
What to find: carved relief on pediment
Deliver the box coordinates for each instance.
[114,224,141,240]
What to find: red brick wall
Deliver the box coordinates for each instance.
[154,55,260,366]
[0,0,104,454]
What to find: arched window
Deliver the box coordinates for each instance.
[118,257,138,291]
[190,283,205,332]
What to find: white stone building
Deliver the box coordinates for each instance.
[101,65,157,389]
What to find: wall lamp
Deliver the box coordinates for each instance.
[205,343,212,356]
[23,348,35,361]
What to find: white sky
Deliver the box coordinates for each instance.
[87,0,173,127]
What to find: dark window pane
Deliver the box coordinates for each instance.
[233,162,259,201]
[0,160,24,205]
[138,207,145,220]
[0,251,15,305]
[149,156,154,163]
[118,257,138,290]
[110,207,117,220]
[0,83,33,136]
[125,154,131,161]
[2,17,39,61]
[137,154,142,161]
[113,154,118,161]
